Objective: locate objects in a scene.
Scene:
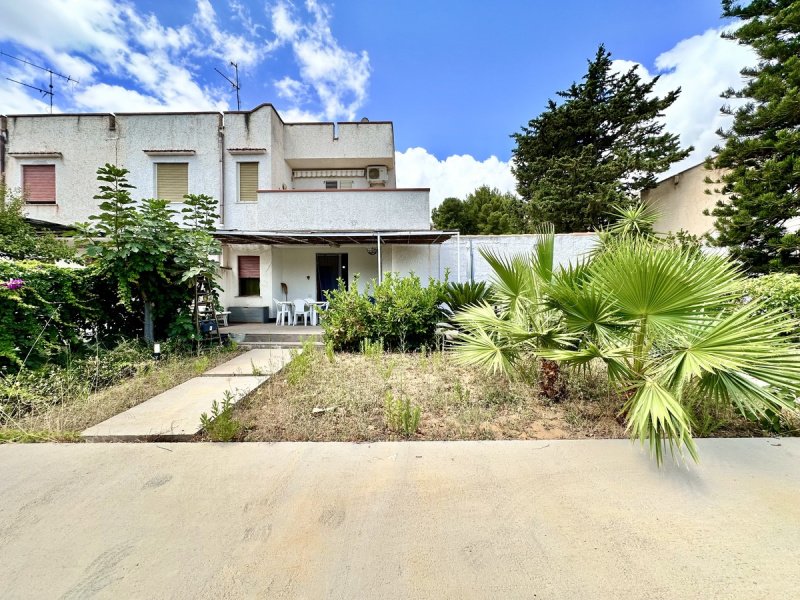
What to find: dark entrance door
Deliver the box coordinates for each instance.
[316,253,348,301]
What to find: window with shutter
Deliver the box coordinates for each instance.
[239,162,258,202]
[238,255,260,296]
[155,163,189,202]
[22,165,56,203]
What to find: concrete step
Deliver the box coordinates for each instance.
[243,332,322,343]
[238,341,324,350]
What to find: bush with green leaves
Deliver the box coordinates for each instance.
[322,273,446,351]
[740,273,800,323]
[0,259,132,368]
[0,185,75,262]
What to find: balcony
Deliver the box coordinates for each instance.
[222,188,431,232]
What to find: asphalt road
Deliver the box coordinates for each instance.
[0,439,798,599]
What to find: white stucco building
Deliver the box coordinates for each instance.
[0,104,454,322]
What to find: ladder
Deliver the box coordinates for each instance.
[194,275,222,347]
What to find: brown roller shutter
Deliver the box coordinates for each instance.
[22,165,56,203]
[239,162,258,202]
[156,163,188,202]
[238,256,260,278]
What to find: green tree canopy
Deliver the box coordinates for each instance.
[512,44,691,232]
[708,0,800,273]
[80,164,220,344]
[431,186,524,234]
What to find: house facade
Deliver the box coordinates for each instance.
[0,104,453,321]
[642,161,727,237]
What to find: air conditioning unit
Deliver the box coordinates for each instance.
[366,165,388,185]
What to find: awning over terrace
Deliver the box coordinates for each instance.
[212,230,456,245]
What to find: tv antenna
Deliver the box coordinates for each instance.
[215,61,240,110]
[0,50,78,114]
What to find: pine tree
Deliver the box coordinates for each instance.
[512,45,691,232]
[708,0,800,273]
[430,186,524,234]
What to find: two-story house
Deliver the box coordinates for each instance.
[0,104,454,322]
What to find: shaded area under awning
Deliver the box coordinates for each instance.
[212,230,456,245]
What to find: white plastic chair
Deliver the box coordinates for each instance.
[292,299,310,326]
[274,298,291,326]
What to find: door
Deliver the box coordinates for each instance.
[316,253,348,301]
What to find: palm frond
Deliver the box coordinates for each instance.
[623,379,698,465]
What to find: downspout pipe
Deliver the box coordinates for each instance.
[376,232,382,284]
[0,116,7,190]
[218,112,225,227]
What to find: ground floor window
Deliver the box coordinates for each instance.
[238,255,260,296]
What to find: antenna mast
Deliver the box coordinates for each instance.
[214,61,240,110]
[1,50,78,114]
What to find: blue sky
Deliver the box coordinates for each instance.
[0,1,755,205]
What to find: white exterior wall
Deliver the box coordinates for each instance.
[4,114,116,224]
[116,112,221,208]
[225,189,431,231]
[223,107,273,222]
[282,122,397,185]
[643,163,725,237]
[220,244,274,311]
[388,245,440,282]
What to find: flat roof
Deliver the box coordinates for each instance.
[213,230,455,245]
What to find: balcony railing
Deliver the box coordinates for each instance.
[223,188,431,231]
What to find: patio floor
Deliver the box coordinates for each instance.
[220,323,323,335]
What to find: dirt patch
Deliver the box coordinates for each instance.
[235,349,774,442]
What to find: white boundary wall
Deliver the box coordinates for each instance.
[387,233,600,284]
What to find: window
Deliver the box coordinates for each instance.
[155,163,188,202]
[238,255,260,296]
[340,180,353,189]
[22,165,56,203]
[238,162,258,202]
[324,180,338,190]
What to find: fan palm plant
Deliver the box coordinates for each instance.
[454,224,800,464]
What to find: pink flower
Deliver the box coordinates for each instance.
[1,279,25,290]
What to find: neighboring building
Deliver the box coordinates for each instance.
[0,104,453,321]
[642,161,727,237]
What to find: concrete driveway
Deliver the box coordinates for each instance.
[0,439,798,599]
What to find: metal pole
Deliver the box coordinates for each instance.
[376,233,382,284]
[456,232,461,283]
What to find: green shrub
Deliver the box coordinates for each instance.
[384,391,421,436]
[741,273,800,322]
[0,260,131,368]
[323,273,446,351]
[200,392,242,441]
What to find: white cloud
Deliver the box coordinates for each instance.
[0,0,259,113]
[268,0,370,121]
[396,148,517,209]
[612,26,757,177]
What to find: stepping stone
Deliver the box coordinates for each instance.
[81,376,267,442]
[203,349,293,377]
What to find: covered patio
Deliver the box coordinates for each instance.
[213,230,457,324]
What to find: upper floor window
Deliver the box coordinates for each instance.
[238,162,258,202]
[324,180,338,190]
[22,165,56,204]
[155,163,188,202]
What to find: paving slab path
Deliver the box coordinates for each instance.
[81,349,293,441]
[0,439,798,599]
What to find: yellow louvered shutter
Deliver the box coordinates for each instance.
[156,163,188,202]
[239,162,258,202]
